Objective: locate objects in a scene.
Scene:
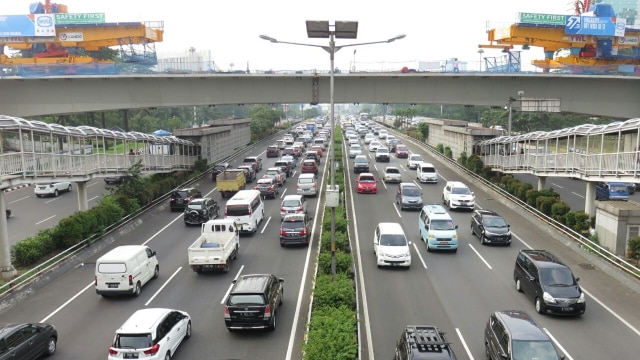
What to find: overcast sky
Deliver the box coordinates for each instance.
[4,0,576,72]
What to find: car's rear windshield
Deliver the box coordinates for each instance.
[187,203,205,210]
[402,187,421,196]
[283,200,301,207]
[299,178,314,184]
[386,168,400,174]
[114,334,152,349]
[421,167,435,173]
[228,294,265,305]
[282,220,305,230]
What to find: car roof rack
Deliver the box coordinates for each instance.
[406,326,452,354]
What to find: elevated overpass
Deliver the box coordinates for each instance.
[0,72,638,119]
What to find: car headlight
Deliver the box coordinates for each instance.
[402,252,411,257]
[543,291,557,304]
[427,232,436,238]
[577,292,585,303]
[452,233,458,239]
[378,251,390,257]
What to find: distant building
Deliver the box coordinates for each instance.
[155,48,214,73]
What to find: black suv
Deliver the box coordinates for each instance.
[183,197,219,225]
[513,250,586,315]
[470,210,512,246]
[280,214,311,246]
[485,310,564,360]
[393,325,457,360]
[0,322,58,359]
[224,274,284,331]
[169,188,202,212]
[212,162,230,181]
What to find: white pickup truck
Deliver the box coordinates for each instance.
[188,219,239,273]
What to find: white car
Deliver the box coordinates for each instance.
[108,308,191,360]
[364,133,376,144]
[369,141,383,152]
[407,153,423,169]
[442,181,476,210]
[383,166,402,183]
[349,144,363,158]
[34,181,72,197]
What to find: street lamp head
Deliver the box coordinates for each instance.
[259,35,278,43]
[388,34,406,43]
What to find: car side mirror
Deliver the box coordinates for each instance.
[575,277,580,282]
[424,225,429,230]
[454,225,459,229]
[507,224,511,228]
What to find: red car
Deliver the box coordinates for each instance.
[301,159,319,175]
[355,173,378,194]
[310,145,324,157]
[395,145,409,158]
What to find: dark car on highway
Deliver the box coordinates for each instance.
[255,178,279,199]
[0,322,58,359]
[224,274,284,331]
[280,214,311,246]
[169,188,202,212]
[470,209,512,245]
[184,197,219,225]
[514,249,586,316]
[212,162,230,181]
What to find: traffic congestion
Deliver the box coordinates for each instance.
[0,116,639,360]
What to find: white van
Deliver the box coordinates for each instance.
[95,245,159,297]
[373,222,411,268]
[224,189,265,233]
[418,204,459,252]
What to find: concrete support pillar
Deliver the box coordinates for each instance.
[585,182,596,216]
[77,181,89,212]
[537,176,547,191]
[0,192,17,280]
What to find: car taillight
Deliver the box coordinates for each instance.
[296,207,302,212]
[264,304,272,319]
[281,207,286,212]
[300,228,307,235]
[128,275,133,286]
[269,185,275,190]
[280,228,287,236]
[312,183,317,188]
[224,306,230,319]
[109,348,118,355]
[248,205,252,215]
[143,344,160,355]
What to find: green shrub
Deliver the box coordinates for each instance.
[436,144,444,153]
[573,211,591,234]
[11,229,57,267]
[551,202,571,223]
[515,182,533,201]
[313,273,355,309]
[320,231,349,253]
[627,236,640,257]
[444,146,452,158]
[565,211,577,228]
[303,305,357,360]
[536,196,555,216]
[466,154,484,173]
[457,151,468,166]
[317,251,353,275]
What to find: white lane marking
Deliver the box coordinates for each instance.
[455,328,474,360]
[261,217,272,233]
[286,140,332,360]
[544,328,574,360]
[280,187,287,198]
[143,212,186,246]
[581,288,640,337]
[412,243,427,269]
[44,198,58,204]
[36,215,56,225]
[413,180,422,188]
[88,196,99,202]
[221,266,245,304]
[87,182,98,188]
[41,282,94,323]
[8,196,30,204]
[512,232,533,250]
[381,180,387,190]
[145,267,182,306]
[552,183,564,189]
[467,244,493,269]
[393,203,402,218]
[571,192,585,198]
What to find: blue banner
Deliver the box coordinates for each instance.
[565,15,625,36]
[0,15,36,37]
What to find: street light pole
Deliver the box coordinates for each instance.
[260,23,405,281]
[508,96,513,136]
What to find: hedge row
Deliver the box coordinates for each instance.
[11,169,194,267]
[304,127,358,360]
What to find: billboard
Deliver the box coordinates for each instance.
[55,13,105,25]
[518,13,567,26]
[565,15,626,36]
[0,14,55,37]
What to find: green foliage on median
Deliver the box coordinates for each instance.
[304,126,357,360]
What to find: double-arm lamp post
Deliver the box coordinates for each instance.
[261,21,405,280]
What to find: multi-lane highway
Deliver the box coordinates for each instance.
[1,129,640,359]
